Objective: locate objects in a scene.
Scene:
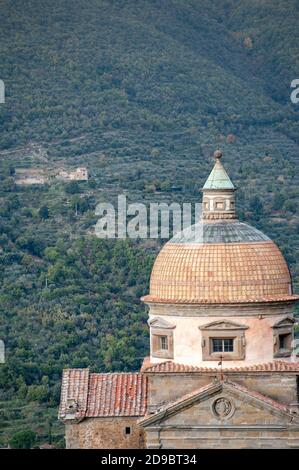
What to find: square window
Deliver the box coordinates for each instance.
[125,427,131,435]
[212,338,234,353]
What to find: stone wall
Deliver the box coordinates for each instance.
[147,374,213,412]
[65,417,145,449]
[147,373,298,411]
[147,429,299,449]
[231,374,298,405]
[144,391,299,449]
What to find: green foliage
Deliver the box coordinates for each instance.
[0,0,298,150]
[0,0,299,449]
[65,182,81,195]
[0,228,153,445]
[249,196,263,216]
[272,193,286,211]
[9,429,37,449]
[39,206,50,219]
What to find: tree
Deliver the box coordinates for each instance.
[249,195,263,215]
[9,430,37,449]
[284,200,296,213]
[272,192,286,210]
[88,178,96,189]
[8,194,20,210]
[65,181,80,194]
[39,205,49,219]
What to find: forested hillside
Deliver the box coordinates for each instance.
[0,0,299,447]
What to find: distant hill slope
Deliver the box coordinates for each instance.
[0,0,298,149]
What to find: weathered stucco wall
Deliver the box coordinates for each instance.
[148,308,294,366]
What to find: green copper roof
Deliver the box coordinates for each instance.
[203,159,235,190]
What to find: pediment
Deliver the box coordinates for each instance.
[199,320,248,331]
[272,316,296,329]
[148,317,176,330]
[139,381,298,428]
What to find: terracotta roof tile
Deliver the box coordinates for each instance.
[143,240,299,305]
[141,358,299,374]
[142,294,299,304]
[86,373,147,417]
[59,368,89,420]
[59,370,147,420]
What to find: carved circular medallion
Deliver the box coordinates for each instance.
[212,397,234,419]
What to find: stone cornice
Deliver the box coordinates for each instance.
[145,301,296,317]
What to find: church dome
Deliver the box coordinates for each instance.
[142,152,299,306]
[142,222,296,304]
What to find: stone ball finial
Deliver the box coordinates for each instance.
[214,149,222,159]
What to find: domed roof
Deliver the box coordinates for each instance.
[170,221,269,244]
[141,153,299,306]
[142,224,296,304]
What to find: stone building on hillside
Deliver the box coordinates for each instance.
[59,150,299,449]
[14,168,47,185]
[57,167,88,181]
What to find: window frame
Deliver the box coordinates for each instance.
[272,317,295,358]
[149,317,176,359]
[151,331,174,359]
[274,330,292,358]
[199,321,248,361]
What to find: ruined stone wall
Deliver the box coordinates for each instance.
[65,417,145,449]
